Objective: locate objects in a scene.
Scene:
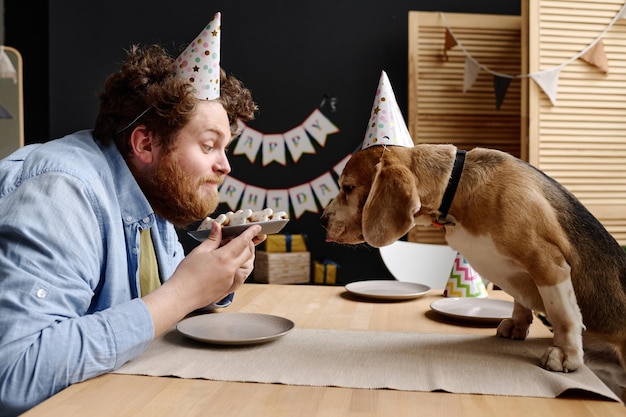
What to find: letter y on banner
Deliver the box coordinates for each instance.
[303,108,340,147]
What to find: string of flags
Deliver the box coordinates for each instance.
[232,108,339,165]
[219,153,350,219]
[440,3,626,108]
[220,107,347,218]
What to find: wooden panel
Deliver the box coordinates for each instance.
[408,12,522,244]
[527,0,626,244]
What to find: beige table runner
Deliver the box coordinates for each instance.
[114,328,620,402]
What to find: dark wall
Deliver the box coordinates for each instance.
[7,0,520,284]
[4,0,49,143]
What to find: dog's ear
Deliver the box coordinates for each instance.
[362,160,420,247]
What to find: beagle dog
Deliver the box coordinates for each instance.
[321,144,626,377]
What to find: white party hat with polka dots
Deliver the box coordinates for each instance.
[174,12,221,100]
[361,70,414,149]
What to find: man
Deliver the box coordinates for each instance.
[0,30,264,414]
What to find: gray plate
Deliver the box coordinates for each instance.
[345,280,431,300]
[187,219,289,241]
[177,312,295,345]
[430,298,514,323]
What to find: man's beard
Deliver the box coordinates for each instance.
[138,153,221,227]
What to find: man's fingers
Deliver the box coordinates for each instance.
[200,222,222,249]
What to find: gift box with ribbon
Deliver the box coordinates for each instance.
[313,259,341,285]
[264,234,308,253]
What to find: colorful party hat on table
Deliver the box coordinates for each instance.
[444,253,488,298]
[174,12,221,100]
[361,70,414,150]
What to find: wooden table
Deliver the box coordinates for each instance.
[23,283,625,417]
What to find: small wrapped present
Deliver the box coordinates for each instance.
[265,233,307,253]
[313,259,341,285]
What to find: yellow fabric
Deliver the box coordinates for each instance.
[139,228,160,297]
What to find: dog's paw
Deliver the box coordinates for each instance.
[541,346,583,372]
[496,318,530,340]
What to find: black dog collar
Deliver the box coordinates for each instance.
[432,149,466,228]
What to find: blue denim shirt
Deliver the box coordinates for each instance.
[0,130,185,415]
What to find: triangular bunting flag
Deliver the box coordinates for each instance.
[266,189,290,215]
[0,103,13,119]
[219,176,246,211]
[579,40,609,74]
[530,67,561,106]
[443,28,457,61]
[289,183,318,218]
[284,125,316,163]
[310,172,340,208]
[262,134,287,166]
[233,126,263,163]
[240,185,267,212]
[303,109,339,147]
[0,46,17,83]
[493,75,512,110]
[463,58,481,93]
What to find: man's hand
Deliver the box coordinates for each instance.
[143,222,263,337]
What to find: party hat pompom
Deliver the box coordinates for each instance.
[444,253,488,298]
[175,12,221,100]
[361,70,414,150]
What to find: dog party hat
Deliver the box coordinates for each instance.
[444,253,488,298]
[174,12,221,100]
[361,70,414,150]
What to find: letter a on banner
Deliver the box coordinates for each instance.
[233,126,263,163]
[310,172,339,208]
[219,176,246,211]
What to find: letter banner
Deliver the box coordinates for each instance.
[234,108,339,164]
[218,158,350,219]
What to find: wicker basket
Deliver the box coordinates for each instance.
[253,251,310,284]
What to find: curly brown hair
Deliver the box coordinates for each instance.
[94,44,257,155]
